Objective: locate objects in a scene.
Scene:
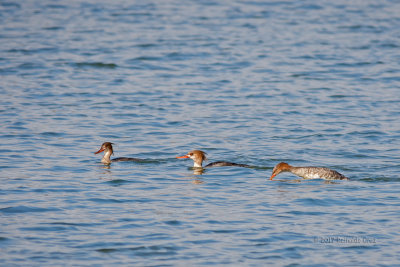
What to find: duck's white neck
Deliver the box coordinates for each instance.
[101,150,113,164]
[190,156,203,168]
[193,161,203,168]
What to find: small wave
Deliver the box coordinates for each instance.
[74,62,117,69]
[0,205,59,214]
[104,179,131,185]
[96,245,180,256]
[87,198,127,204]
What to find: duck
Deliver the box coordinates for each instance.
[270,162,348,180]
[94,142,142,164]
[176,150,250,168]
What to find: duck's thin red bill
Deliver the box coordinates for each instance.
[94,148,104,154]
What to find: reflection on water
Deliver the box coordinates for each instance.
[191,179,204,185]
[192,167,205,176]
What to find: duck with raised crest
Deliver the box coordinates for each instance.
[94,142,142,164]
[176,150,250,168]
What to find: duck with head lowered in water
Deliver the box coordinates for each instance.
[270,162,349,180]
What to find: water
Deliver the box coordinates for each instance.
[1,0,400,265]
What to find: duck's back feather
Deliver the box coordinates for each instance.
[204,161,250,168]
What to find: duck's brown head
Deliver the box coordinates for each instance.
[176,150,207,167]
[94,142,114,155]
[270,162,291,180]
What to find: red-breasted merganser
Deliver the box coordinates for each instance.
[270,162,348,180]
[176,150,250,168]
[94,142,141,164]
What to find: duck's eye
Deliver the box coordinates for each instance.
[189,153,193,156]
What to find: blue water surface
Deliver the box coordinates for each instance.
[1,0,400,266]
